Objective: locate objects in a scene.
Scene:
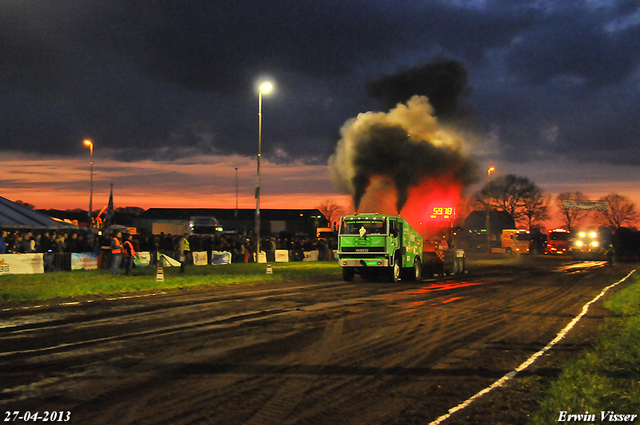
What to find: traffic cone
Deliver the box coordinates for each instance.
[156,266,165,282]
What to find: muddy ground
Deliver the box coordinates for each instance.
[1,258,637,425]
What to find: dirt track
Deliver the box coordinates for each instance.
[1,258,637,425]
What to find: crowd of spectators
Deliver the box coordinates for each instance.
[126,231,337,263]
[0,228,338,264]
[0,229,100,255]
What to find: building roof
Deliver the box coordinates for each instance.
[0,196,79,229]
[135,208,325,221]
[464,210,515,232]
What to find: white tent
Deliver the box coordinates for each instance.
[0,196,78,229]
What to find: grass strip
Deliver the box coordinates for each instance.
[0,262,342,305]
[0,255,544,306]
[527,273,640,424]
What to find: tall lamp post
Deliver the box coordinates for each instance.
[235,167,240,233]
[486,167,495,253]
[84,139,94,229]
[255,81,273,261]
[235,167,239,217]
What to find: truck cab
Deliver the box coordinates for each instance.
[546,229,570,254]
[338,214,423,282]
[500,229,531,254]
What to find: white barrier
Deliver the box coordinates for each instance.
[192,251,209,266]
[256,251,267,263]
[160,253,181,267]
[134,252,151,267]
[71,253,98,270]
[211,251,232,265]
[303,250,319,261]
[0,254,44,275]
[275,249,289,262]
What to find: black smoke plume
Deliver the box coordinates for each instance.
[329,96,478,212]
[367,59,471,120]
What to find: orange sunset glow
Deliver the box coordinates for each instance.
[0,151,353,212]
[2,149,640,230]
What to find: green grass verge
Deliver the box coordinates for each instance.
[0,254,568,306]
[527,273,640,424]
[0,262,342,305]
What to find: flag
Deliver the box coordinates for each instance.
[106,183,114,220]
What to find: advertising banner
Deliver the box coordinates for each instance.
[275,249,289,262]
[211,251,232,265]
[562,200,609,211]
[0,254,44,275]
[303,250,319,261]
[192,251,209,266]
[134,252,151,267]
[71,253,98,270]
[256,251,267,264]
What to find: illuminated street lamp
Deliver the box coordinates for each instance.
[256,81,273,261]
[84,139,94,228]
[486,167,495,253]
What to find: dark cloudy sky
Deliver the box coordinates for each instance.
[1,0,640,212]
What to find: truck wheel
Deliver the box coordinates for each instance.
[410,257,422,281]
[389,257,401,282]
[342,267,355,282]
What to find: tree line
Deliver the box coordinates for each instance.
[473,174,638,231]
[317,175,638,232]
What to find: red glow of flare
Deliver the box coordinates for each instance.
[400,177,462,232]
[354,175,463,241]
[356,176,461,220]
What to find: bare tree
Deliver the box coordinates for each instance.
[116,206,145,216]
[522,192,550,230]
[474,174,545,225]
[15,200,36,210]
[316,199,345,227]
[556,192,589,231]
[597,193,637,228]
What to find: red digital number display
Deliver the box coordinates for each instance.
[429,207,455,219]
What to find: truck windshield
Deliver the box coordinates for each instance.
[340,219,387,236]
[549,232,570,241]
[516,233,531,241]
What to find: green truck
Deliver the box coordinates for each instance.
[337,213,423,282]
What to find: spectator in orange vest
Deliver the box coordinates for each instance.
[123,234,137,276]
[110,231,123,276]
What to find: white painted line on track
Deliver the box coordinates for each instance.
[429,268,637,425]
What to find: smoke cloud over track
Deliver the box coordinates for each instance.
[329,96,478,214]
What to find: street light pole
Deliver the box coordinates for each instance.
[235,167,238,217]
[84,139,94,229]
[486,167,495,254]
[256,82,272,262]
